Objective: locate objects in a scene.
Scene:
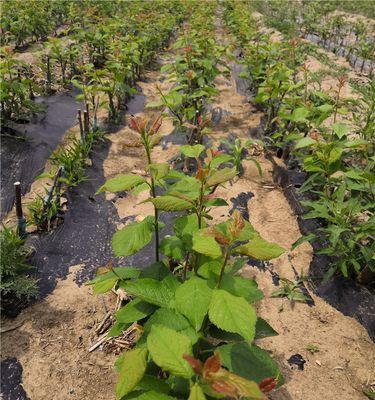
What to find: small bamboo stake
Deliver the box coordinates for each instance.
[14,182,26,238]
[83,110,89,135]
[46,56,51,94]
[77,109,84,143]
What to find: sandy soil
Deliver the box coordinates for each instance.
[1,16,374,400]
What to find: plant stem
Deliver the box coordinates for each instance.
[145,140,159,262]
[216,248,230,288]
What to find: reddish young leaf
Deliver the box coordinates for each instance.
[259,377,277,393]
[203,353,221,378]
[183,354,202,375]
[210,380,238,397]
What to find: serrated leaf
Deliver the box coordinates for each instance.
[160,236,185,260]
[174,214,200,249]
[97,174,145,194]
[142,308,198,344]
[255,318,278,339]
[220,275,264,303]
[192,230,222,259]
[147,325,194,378]
[175,277,213,331]
[92,276,117,294]
[188,383,206,400]
[116,298,156,323]
[332,123,348,139]
[235,235,285,260]
[218,342,284,387]
[146,196,193,211]
[123,276,180,308]
[289,107,309,122]
[137,391,177,400]
[294,137,316,150]
[136,375,171,394]
[116,348,147,399]
[149,163,170,182]
[112,216,155,256]
[209,289,257,341]
[206,167,237,187]
[180,144,205,159]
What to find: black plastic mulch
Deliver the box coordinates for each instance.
[0,358,30,400]
[1,90,82,218]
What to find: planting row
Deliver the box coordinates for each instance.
[0,0,189,316]
[253,0,375,75]
[223,1,374,283]
[87,3,288,399]
[0,0,187,129]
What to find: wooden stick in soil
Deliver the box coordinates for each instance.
[14,182,26,238]
[88,331,109,352]
[95,311,111,335]
[83,110,89,136]
[77,109,84,143]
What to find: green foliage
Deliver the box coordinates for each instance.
[0,226,38,305]
[271,277,309,303]
[27,194,59,232]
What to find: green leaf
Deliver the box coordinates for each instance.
[188,383,206,400]
[209,289,257,341]
[294,137,316,150]
[142,308,198,344]
[328,147,342,164]
[146,100,164,108]
[332,123,348,139]
[123,276,180,308]
[160,236,185,260]
[116,348,147,399]
[136,391,177,400]
[255,318,278,339]
[146,196,193,211]
[206,167,237,187]
[116,299,157,323]
[97,174,145,194]
[140,262,170,280]
[198,259,223,279]
[174,214,200,249]
[291,233,316,250]
[289,107,309,122]
[180,144,205,159]
[136,376,171,394]
[218,342,284,387]
[220,275,264,303]
[174,277,213,331]
[112,216,155,257]
[108,322,130,338]
[87,267,140,293]
[235,235,285,260]
[149,163,170,182]
[147,325,194,378]
[192,230,222,259]
[92,276,117,294]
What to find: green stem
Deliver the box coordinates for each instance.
[216,248,230,288]
[145,139,159,262]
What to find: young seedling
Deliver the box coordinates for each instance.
[271,276,309,304]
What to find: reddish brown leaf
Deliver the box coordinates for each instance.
[203,353,221,378]
[183,354,202,375]
[259,377,277,393]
